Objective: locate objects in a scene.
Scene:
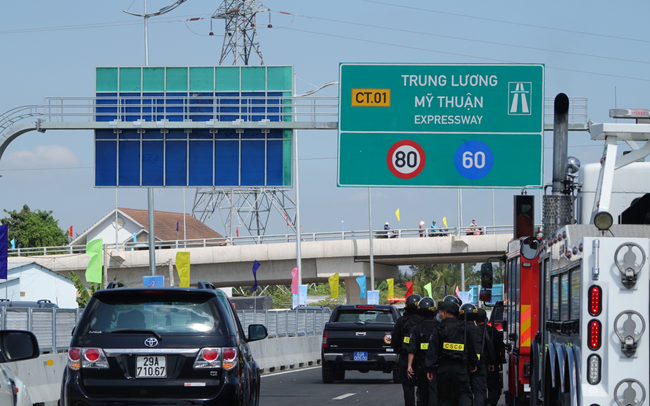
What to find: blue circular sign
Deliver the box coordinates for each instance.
[454,141,494,180]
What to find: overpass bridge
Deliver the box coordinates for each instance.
[9,226,514,303]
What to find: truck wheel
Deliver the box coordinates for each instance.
[322,365,335,383]
[335,369,345,381]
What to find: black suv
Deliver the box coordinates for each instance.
[60,282,268,406]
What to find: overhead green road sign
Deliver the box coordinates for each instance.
[337,63,544,188]
[339,132,542,188]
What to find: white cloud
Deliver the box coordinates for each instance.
[3,145,80,167]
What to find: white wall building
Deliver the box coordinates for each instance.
[1,262,78,308]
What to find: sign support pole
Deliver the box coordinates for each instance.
[293,73,302,285]
[148,188,156,276]
[368,188,374,290]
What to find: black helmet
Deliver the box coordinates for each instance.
[476,308,487,323]
[443,295,462,306]
[438,300,459,316]
[417,297,436,318]
[405,294,422,313]
[460,303,478,321]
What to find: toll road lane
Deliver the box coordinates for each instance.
[261,367,400,405]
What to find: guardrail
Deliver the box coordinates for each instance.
[3,307,328,353]
[8,224,534,257]
[0,307,81,353]
[236,308,331,338]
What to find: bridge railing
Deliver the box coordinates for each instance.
[8,224,534,257]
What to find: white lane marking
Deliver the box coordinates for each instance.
[333,393,356,400]
[261,366,321,377]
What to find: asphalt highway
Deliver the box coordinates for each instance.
[261,366,507,406]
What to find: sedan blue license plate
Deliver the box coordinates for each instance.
[354,351,368,361]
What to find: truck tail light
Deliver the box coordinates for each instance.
[587,354,601,385]
[356,305,375,309]
[322,331,328,348]
[588,285,602,316]
[588,320,601,350]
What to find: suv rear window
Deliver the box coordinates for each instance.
[335,309,394,323]
[83,291,225,335]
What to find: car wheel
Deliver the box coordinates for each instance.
[334,369,345,381]
[322,364,335,383]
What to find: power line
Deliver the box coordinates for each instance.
[279,27,650,83]
[0,14,211,35]
[269,11,650,66]
[360,0,650,45]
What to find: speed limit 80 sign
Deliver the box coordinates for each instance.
[387,140,426,179]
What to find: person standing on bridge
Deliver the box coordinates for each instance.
[407,297,438,406]
[419,221,426,237]
[426,300,477,406]
[393,294,422,406]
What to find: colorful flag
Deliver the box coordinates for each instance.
[395,209,400,222]
[85,238,103,284]
[0,225,7,280]
[286,214,290,226]
[236,227,239,237]
[132,233,137,242]
[69,225,73,237]
[176,252,191,287]
[443,217,448,228]
[176,221,179,232]
[252,260,260,291]
[10,239,15,250]
[291,267,300,294]
[424,282,432,298]
[356,275,367,299]
[455,285,460,298]
[405,281,413,297]
[328,273,339,298]
[387,278,394,299]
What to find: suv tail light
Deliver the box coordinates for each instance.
[194,348,221,369]
[68,348,81,370]
[194,347,238,370]
[322,331,328,348]
[222,347,237,370]
[588,319,601,350]
[67,347,109,370]
[588,285,602,316]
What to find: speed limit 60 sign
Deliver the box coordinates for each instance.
[337,63,544,188]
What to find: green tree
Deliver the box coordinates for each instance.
[1,205,68,248]
[69,271,101,308]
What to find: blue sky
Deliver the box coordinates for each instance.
[1,0,649,240]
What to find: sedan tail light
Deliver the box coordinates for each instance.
[222,347,237,370]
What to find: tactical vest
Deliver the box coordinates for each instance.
[399,314,420,351]
[414,320,437,360]
[438,319,468,363]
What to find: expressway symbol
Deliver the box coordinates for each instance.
[509,82,532,115]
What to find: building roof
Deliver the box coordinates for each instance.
[70,208,224,245]
[119,208,224,241]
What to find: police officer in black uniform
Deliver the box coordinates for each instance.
[484,311,505,406]
[407,297,438,406]
[460,304,495,406]
[425,300,477,406]
[392,294,422,406]
[442,295,462,318]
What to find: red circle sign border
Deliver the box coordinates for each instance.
[386,140,426,179]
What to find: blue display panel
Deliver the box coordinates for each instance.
[95,129,291,187]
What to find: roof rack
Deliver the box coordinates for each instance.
[197,281,216,290]
[106,281,126,289]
